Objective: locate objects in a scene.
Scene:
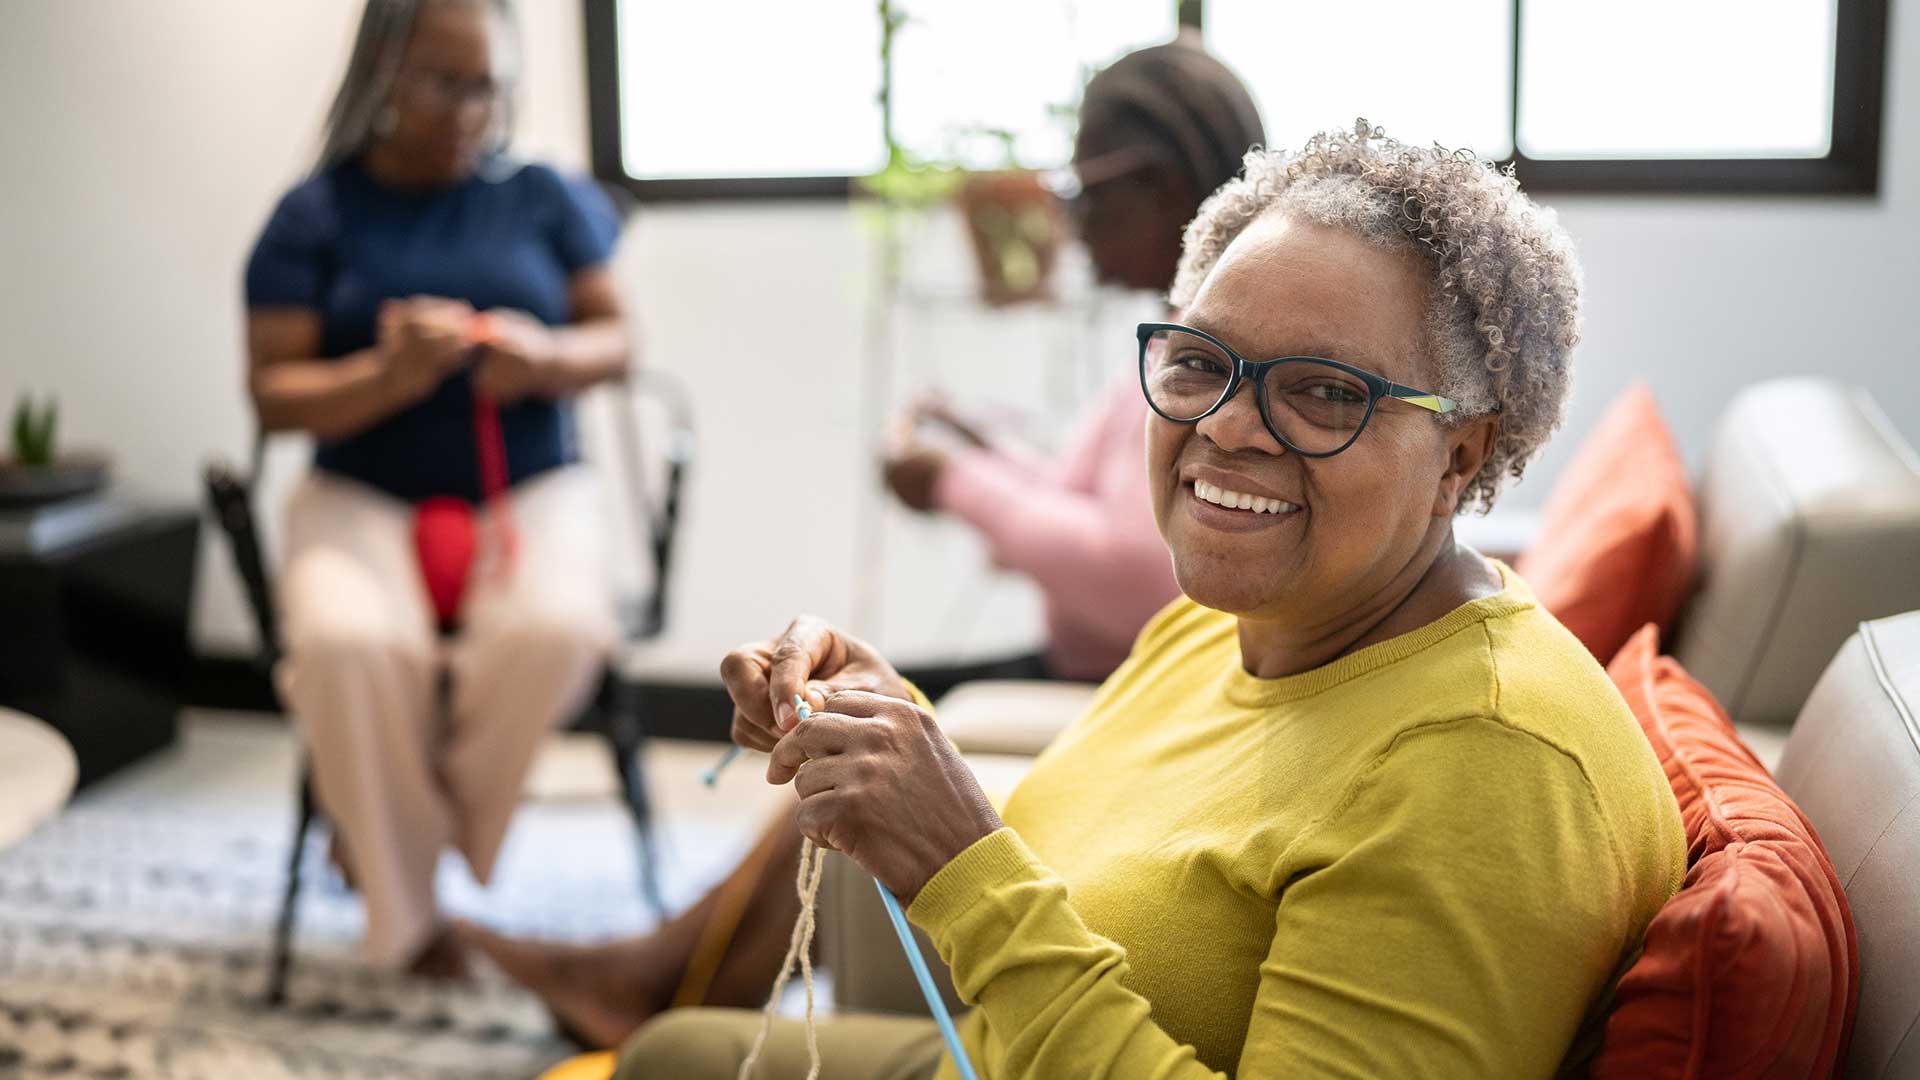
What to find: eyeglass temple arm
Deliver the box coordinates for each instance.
[1386,384,1457,414]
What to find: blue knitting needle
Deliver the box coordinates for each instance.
[700,688,798,785]
[705,695,981,1079]
[876,880,981,1080]
[701,744,742,787]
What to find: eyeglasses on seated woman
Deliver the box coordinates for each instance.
[1138,320,1458,459]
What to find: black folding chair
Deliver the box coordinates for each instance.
[203,371,693,1005]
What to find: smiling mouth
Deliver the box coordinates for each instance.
[1192,480,1301,516]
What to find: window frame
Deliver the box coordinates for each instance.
[581,0,1888,202]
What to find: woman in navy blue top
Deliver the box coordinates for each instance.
[244,0,630,977]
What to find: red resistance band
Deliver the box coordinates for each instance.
[412,312,520,630]
[467,312,520,576]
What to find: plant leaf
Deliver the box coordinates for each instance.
[38,400,58,463]
[11,396,30,463]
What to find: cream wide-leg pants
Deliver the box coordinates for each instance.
[276,466,618,966]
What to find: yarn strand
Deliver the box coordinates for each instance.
[734,837,826,1080]
[794,843,826,1076]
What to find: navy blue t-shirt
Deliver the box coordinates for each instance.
[244,157,619,503]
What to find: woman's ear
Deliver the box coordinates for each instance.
[1433,415,1499,517]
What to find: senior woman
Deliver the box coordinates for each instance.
[486,123,1688,1075]
[244,0,628,976]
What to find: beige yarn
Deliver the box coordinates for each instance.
[735,837,827,1080]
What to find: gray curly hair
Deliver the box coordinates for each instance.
[1170,120,1582,512]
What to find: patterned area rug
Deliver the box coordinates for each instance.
[0,718,776,1079]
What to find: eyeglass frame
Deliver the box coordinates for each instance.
[1044,147,1174,228]
[395,65,513,114]
[1136,321,1457,459]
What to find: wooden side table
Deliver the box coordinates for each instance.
[0,707,78,851]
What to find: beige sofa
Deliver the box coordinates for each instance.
[1774,612,1920,1078]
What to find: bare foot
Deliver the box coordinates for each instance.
[327,832,358,892]
[452,919,683,1049]
[407,926,473,981]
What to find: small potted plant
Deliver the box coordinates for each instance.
[953,129,1067,306]
[1,394,109,507]
[859,0,1068,306]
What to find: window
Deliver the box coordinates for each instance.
[1203,0,1515,160]
[583,0,1887,199]
[611,1,883,183]
[1518,0,1838,160]
[585,0,1176,198]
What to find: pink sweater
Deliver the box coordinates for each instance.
[934,379,1180,681]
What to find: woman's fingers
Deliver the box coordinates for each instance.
[766,616,845,732]
[794,791,850,853]
[806,679,838,712]
[771,692,1000,897]
[766,711,849,786]
[729,709,778,753]
[821,688,904,719]
[721,619,908,765]
[791,754,847,800]
[718,642,780,748]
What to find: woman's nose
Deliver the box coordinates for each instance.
[1195,383,1285,455]
[455,97,492,131]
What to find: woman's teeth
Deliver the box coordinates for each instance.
[1193,480,1299,515]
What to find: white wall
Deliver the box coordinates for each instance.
[2,1,1914,680]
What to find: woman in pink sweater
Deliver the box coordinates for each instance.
[884,36,1266,681]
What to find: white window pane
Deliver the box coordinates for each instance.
[1204,0,1513,161]
[1519,0,1835,159]
[890,1,1177,170]
[616,0,885,180]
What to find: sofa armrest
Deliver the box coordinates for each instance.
[1774,611,1920,1078]
[1673,378,1920,726]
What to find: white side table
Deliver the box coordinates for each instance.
[0,707,78,851]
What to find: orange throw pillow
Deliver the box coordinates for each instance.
[1515,381,1697,660]
[1592,625,1858,1080]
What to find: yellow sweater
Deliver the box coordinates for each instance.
[909,565,1685,1079]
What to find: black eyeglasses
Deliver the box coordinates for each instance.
[1137,322,1456,458]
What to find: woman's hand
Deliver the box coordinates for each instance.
[473,309,558,404]
[769,689,1003,901]
[882,444,948,512]
[881,407,948,512]
[378,296,474,405]
[718,615,915,753]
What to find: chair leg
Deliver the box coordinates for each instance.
[266,768,316,1006]
[601,679,669,921]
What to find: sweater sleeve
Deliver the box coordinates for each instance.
[909,717,1632,1079]
[933,391,1168,639]
[1051,380,1132,493]
[245,178,336,309]
[910,827,1231,1079]
[533,163,620,273]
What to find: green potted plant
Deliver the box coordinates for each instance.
[858,0,1068,306]
[1,393,109,507]
[952,128,1067,306]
